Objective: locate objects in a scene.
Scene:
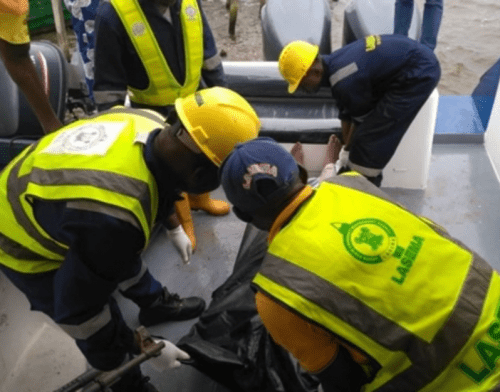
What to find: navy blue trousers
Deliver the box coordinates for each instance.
[348,46,441,170]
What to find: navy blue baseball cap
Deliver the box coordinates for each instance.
[220,137,301,218]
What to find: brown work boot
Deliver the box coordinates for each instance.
[188,192,230,216]
[175,193,196,250]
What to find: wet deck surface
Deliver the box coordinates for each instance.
[118,142,500,391]
[115,184,247,391]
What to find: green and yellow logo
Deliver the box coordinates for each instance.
[332,218,425,285]
[331,218,400,264]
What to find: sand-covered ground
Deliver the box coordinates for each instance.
[203,0,500,96]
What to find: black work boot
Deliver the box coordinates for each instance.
[139,287,206,327]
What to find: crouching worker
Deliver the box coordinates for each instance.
[278,35,440,186]
[219,137,500,391]
[0,87,260,392]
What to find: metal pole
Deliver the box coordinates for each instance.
[52,327,166,392]
[83,347,165,392]
[52,369,103,392]
[50,0,70,60]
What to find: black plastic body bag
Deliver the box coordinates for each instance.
[177,225,320,392]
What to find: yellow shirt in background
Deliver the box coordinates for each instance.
[0,10,30,44]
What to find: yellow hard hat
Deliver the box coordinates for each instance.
[175,87,261,167]
[278,41,319,94]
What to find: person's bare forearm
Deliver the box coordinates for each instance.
[7,55,63,133]
[0,41,62,133]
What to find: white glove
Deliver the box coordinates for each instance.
[335,146,350,173]
[149,340,190,371]
[317,163,336,184]
[166,225,192,264]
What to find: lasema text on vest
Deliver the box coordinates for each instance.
[391,236,424,285]
[459,300,500,384]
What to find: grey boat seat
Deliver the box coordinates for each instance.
[0,60,19,137]
[0,40,68,168]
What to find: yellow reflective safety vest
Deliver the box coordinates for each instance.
[0,108,163,274]
[253,174,500,391]
[110,0,204,106]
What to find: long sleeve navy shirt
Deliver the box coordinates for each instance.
[31,129,182,370]
[321,35,435,121]
[93,0,225,113]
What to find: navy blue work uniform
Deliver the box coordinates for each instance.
[93,0,225,115]
[0,129,179,372]
[322,34,440,171]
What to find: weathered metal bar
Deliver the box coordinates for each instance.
[50,0,70,60]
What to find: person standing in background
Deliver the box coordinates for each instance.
[394,0,443,51]
[93,0,230,254]
[0,0,63,134]
[63,0,101,103]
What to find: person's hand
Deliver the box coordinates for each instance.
[335,146,350,173]
[166,225,193,264]
[149,340,190,371]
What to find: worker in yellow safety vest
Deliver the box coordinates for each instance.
[93,0,230,253]
[0,87,260,392]
[219,137,500,392]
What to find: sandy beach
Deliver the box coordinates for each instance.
[203,0,500,96]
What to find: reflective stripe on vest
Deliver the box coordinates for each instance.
[110,0,203,106]
[253,174,499,391]
[0,108,162,274]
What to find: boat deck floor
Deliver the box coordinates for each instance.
[117,142,500,391]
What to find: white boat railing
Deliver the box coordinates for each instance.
[484,76,500,183]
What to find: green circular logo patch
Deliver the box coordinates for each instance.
[334,218,398,264]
